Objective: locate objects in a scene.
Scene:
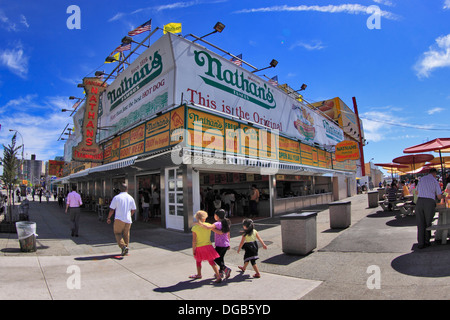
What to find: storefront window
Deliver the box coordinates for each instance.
[276,175,331,198]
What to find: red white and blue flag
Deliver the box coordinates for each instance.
[268,75,278,86]
[230,54,243,66]
[128,19,152,36]
[111,43,131,56]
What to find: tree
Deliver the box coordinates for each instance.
[0,134,22,221]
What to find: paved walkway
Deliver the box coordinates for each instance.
[0,192,449,300]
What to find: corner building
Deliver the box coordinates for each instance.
[57,33,360,232]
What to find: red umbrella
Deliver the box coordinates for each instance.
[403,138,450,183]
[393,154,434,177]
[374,163,408,179]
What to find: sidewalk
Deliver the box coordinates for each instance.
[0,193,449,300]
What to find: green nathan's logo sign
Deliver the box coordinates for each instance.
[107,51,163,111]
[194,50,276,110]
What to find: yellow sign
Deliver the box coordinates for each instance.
[335,140,360,162]
[163,23,182,34]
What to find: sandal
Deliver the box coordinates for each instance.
[253,273,261,278]
[238,266,246,272]
[189,274,202,279]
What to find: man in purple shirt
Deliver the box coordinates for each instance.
[415,168,442,249]
[65,185,83,237]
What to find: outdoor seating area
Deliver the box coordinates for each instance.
[80,195,111,222]
[378,191,415,217]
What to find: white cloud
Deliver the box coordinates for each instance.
[108,12,125,22]
[427,107,444,115]
[0,43,29,79]
[444,0,450,9]
[290,40,325,51]
[373,0,394,6]
[20,14,29,28]
[415,34,450,78]
[0,9,16,31]
[0,95,69,161]
[235,4,400,20]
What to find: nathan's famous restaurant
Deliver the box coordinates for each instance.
[54,31,364,232]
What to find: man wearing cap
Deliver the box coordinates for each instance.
[107,183,136,256]
[415,168,443,249]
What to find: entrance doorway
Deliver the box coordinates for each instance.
[165,167,184,231]
[137,173,161,226]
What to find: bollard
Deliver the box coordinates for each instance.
[280,212,317,255]
[329,201,351,229]
[368,191,379,208]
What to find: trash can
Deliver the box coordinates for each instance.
[368,191,379,208]
[280,212,317,255]
[329,201,351,229]
[377,188,385,201]
[15,221,37,252]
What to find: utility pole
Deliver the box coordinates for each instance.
[352,97,365,177]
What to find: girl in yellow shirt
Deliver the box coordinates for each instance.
[190,210,221,283]
[237,219,267,278]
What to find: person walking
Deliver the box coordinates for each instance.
[196,209,232,279]
[141,189,150,222]
[190,210,222,283]
[249,185,260,217]
[65,185,83,237]
[107,183,136,256]
[237,218,267,278]
[415,168,443,249]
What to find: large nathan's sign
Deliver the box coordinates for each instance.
[98,35,175,142]
[170,34,343,146]
[98,33,342,147]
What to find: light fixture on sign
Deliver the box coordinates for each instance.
[193,21,226,42]
[251,59,278,73]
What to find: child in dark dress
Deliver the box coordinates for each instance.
[237,219,267,278]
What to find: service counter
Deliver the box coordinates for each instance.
[273,192,333,215]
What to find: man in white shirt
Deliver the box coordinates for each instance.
[415,168,443,249]
[107,183,136,256]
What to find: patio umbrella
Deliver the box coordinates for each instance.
[403,138,450,184]
[392,154,434,178]
[374,162,408,179]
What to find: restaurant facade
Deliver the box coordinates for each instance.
[55,32,361,232]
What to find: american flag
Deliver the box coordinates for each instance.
[268,76,278,86]
[128,19,152,36]
[230,54,242,66]
[112,43,131,55]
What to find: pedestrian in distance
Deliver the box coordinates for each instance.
[190,210,222,283]
[415,168,443,249]
[107,183,136,256]
[141,189,150,222]
[196,209,232,279]
[65,185,83,237]
[237,218,267,278]
[249,185,259,218]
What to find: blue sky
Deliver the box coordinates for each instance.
[1,0,450,177]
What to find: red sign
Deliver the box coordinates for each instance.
[335,140,360,162]
[72,77,107,162]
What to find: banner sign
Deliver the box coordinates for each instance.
[170,34,344,146]
[72,77,107,162]
[335,140,360,162]
[98,35,175,142]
